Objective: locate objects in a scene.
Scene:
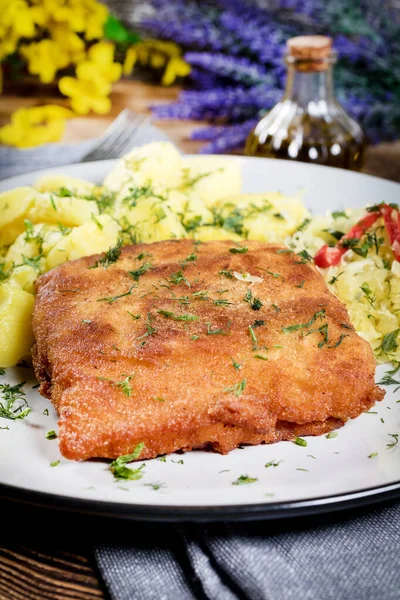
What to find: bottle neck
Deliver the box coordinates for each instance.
[284,64,334,108]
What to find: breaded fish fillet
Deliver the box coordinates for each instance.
[32,239,384,461]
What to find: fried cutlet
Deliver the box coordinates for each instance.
[32,239,384,461]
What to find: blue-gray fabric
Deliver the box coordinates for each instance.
[4,116,400,600]
[0,121,170,179]
[95,502,400,600]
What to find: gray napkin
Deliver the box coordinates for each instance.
[0,121,170,180]
[95,502,400,600]
[3,116,400,600]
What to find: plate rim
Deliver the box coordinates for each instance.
[1,155,400,190]
[0,479,400,521]
[1,155,400,521]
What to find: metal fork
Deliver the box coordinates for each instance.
[80,109,151,162]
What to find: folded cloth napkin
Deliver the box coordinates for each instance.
[0,120,170,179]
[94,501,400,600]
[3,114,400,600]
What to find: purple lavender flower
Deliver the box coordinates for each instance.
[197,120,257,154]
[184,53,268,85]
[144,0,400,150]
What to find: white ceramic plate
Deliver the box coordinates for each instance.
[1,157,400,522]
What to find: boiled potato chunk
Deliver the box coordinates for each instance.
[123,197,186,242]
[180,157,242,206]
[9,265,37,294]
[27,194,99,227]
[190,226,241,242]
[0,187,39,245]
[46,215,120,269]
[34,175,95,195]
[105,142,182,193]
[0,282,34,368]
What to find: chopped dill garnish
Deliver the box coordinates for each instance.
[296,250,313,263]
[248,325,258,350]
[219,269,234,279]
[180,253,197,269]
[229,245,248,254]
[386,433,399,449]
[206,322,229,335]
[224,378,246,397]
[50,460,60,467]
[213,299,234,307]
[43,408,49,416]
[82,319,92,325]
[332,210,348,219]
[252,320,265,328]
[191,335,199,341]
[129,262,153,281]
[282,309,326,334]
[265,459,281,468]
[169,270,190,287]
[91,213,103,230]
[127,311,141,320]
[50,196,58,211]
[360,282,375,307]
[97,284,135,304]
[90,239,123,269]
[231,358,241,370]
[294,437,307,447]
[296,280,306,289]
[328,271,344,285]
[144,482,165,491]
[110,443,145,480]
[378,329,400,355]
[57,222,72,236]
[271,304,281,312]
[0,381,31,420]
[46,430,57,440]
[138,313,157,341]
[232,475,258,485]
[192,290,208,299]
[296,218,311,232]
[243,289,263,311]
[21,254,43,271]
[254,354,268,361]
[368,452,378,458]
[326,431,338,439]
[157,310,198,322]
[113,373,135,397]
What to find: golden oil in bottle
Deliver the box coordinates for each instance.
[245,35,366,170]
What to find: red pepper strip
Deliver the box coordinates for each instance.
[314,211,381,268]
[380,204,400,261]
[313,245,346,268]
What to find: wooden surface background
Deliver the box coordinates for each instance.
[0,79,399,599]
[1,79,399,181]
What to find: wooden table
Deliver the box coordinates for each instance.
[1,79,399,181]
[0,79,399,600]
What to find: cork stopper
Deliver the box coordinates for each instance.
[286,36,333,71]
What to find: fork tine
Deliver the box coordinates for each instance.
[107,116,150,158]
[80,110,149,162]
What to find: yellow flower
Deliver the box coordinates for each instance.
[58,42,120,115]
[79,41,122,83]
[162,56,191,86]
[0,105,75,148]
[123,40,191,86]
[1,0,37,39]
[59,76,112,115]
[84,2,109,40]
[50,23,87,64]
[20,39,70,83]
